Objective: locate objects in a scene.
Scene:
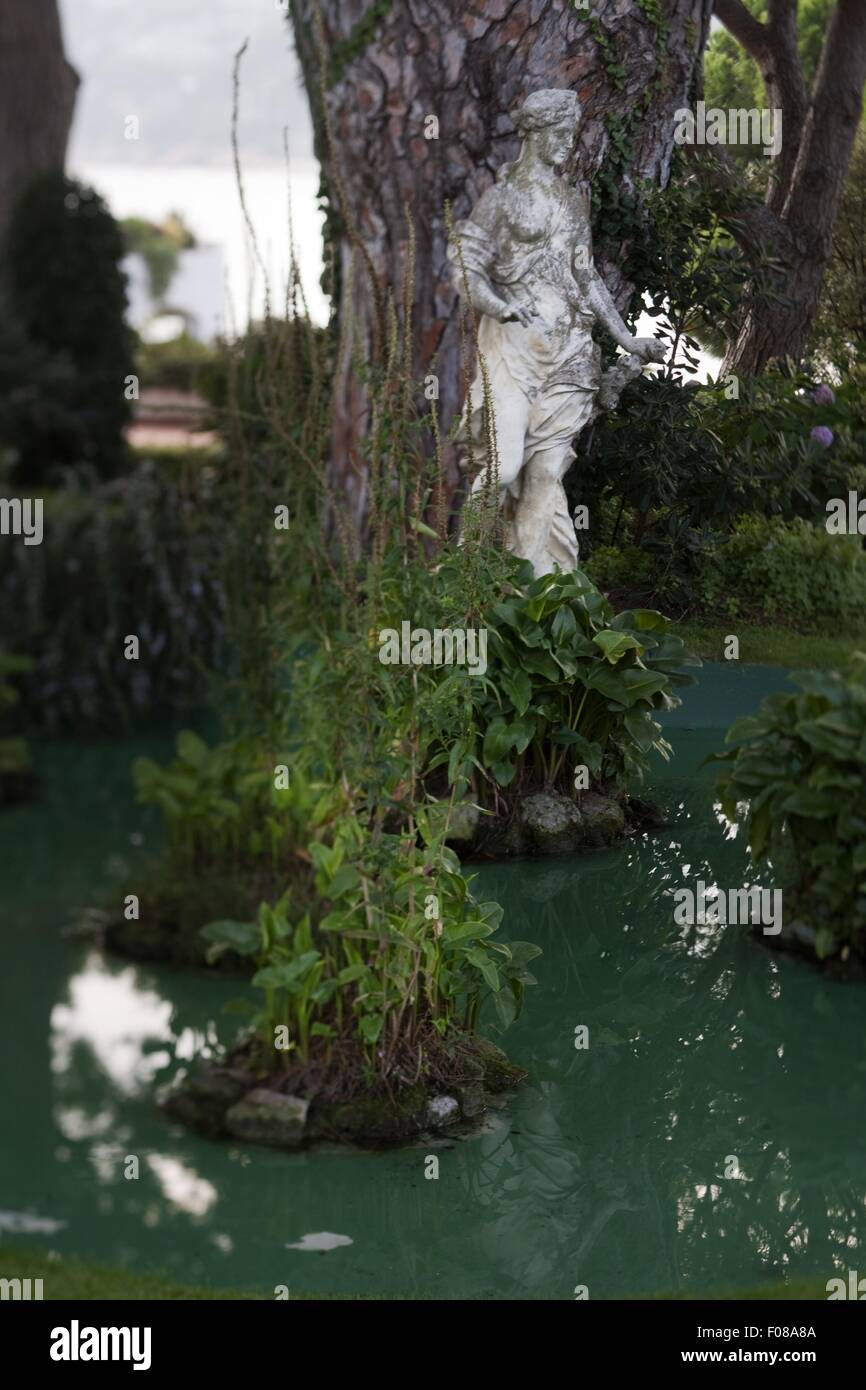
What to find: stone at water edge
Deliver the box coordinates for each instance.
[578,791,626,847]
[519,792,584,854]
[444,802,481,843]
[160,1062,248,1137]
[225,1089,309,1148]
[453,1081,487,1119]
[427,1095,460,1128]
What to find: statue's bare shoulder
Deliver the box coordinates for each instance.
[463,179,509,233]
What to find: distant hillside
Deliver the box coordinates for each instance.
[61,0,314,167]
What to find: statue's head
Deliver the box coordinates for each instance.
[513,89,582,166]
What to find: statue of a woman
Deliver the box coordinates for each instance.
[448,88,664,575]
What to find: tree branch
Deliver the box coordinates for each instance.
[762,1,808,213]
[713,0,768,63]
[784,0,866,233]
[682,143,789,261]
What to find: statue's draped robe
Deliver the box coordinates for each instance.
[451,188,601,574]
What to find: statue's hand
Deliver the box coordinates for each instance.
[629,336,666,364]
[500,292,540,328]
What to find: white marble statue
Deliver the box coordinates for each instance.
[448,88,665,575]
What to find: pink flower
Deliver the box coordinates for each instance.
[810,425,834,448]
[812,384,836,405]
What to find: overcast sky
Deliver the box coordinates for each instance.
[61,0,315,169]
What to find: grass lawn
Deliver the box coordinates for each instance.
[0,1249,830,1301]
[674,621,866,669]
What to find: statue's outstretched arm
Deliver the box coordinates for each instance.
[584,270,664,363]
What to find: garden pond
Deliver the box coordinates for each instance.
[1,664,864,1299]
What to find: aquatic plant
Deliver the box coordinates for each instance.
[712,658,866,961]
[460,562,699,797]
[201,805,540,1091]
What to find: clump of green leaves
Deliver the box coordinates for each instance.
[133,730,328,878]
[712,659,866,960]
[698,516,866,629]
[201,803,540,1088]
[451,563,699,797]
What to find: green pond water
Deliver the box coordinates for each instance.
[2,664,864,1299]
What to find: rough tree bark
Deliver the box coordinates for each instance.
[714,0,866,374]
[289,0,713,526]
[0,0,79,242]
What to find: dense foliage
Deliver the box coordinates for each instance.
[464,565,697,794]
[578,369,866,615]
[713,661,866,961]
[698,516,866,628]
[0,460,227,731]
[1,174,135,484]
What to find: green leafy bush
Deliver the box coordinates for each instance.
[575,370,866,608]
[582,544,658,596]
[698,515,866,627]
[713,660,866,960]
[2,173,135,483]
[455,564,699,796]
[201,803,541,1076]
[0,460,227,731]
[133,730,323,877]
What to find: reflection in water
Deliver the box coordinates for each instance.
[286,1232,353,1252]
[146,1155,218,1218]
[0,1210,67,1234]
[1,709,865,1297]
[50,951,218,1096]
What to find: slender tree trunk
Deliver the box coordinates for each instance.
[0,1,79,242]
[289,0,713,526]
[715,0,866,374]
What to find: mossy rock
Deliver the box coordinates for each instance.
[519,792,584,854]
[576,791,626,846]
[307,1083,430,1145]
[627,796,667,830]
[225,1089,309,1148]
[160,1062,248,1137]
[474,1038,528,1093]
[462,788,643,860]
[160,1035,527,1151]
[444,802,481,843]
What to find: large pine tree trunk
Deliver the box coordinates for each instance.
[0,1,79,241]
[289,0,713,525]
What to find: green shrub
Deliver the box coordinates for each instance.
[201,801,541,1071]
[0,460,227,731]
[582,544,658,595]
[460,563,700,796]
[133,730,321,879]
[713,660,866,960]
[698,515,866,627]
[574,369,866,607]
[2,173,135,483]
